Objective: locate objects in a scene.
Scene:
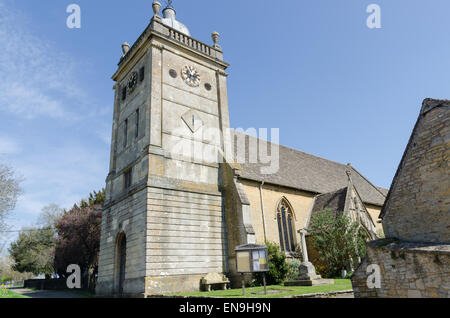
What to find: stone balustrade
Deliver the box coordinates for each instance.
[119,19,224,67]
[168,28,212,56]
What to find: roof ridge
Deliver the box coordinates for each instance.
[315,187,348,198]
[350,166,387,199]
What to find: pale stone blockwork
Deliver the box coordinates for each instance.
[352,99,450,298]
[97,189,148,297]
[144,187,227,294]
[97,8,232,296]
[352,240,450,298]
[241,179,315,247]
[381,100,449,243]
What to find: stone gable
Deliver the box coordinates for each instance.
[381,99,450,244]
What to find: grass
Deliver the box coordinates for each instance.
[0,290,30,299]
[170,279,352,298]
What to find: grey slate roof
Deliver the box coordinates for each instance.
[231,131,387,206]
[305,187,348,229]
[312,187,348,214]
[376,187,389,196]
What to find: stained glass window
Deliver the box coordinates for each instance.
[276,198,296,253]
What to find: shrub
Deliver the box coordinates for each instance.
[307,209,368,278]
[253,242,288,286]
[286,258,301,281]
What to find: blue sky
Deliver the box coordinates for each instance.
[0,0,449,247]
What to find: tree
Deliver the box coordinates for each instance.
[54,189,104,291]
[8,227,55,278]
[307,209,368,278]
[37,204,64,229]
[0,232,12,256]
[80,189,105,209]
[0,163,22,232]
[0,255,33,283]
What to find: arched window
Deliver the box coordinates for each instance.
[276,198,296,253]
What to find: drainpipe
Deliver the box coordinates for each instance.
[259,181,267,242]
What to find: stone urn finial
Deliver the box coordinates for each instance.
[152,1,162,17]
[211,31,221,49]
[122,42,130,56]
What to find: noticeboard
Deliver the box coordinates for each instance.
[235,244,269,273]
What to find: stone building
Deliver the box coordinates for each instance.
[352,99,450,298]
[96,3,387,297]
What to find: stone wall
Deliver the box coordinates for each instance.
[352,239,450,298]
[222,163,256,287]
[144,186,226,295]
[365,204,384,236]
[97,188,148,297]
[381,100,450,243]
[352,99,450,298]
[241,179,315,247]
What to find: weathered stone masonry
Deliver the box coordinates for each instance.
[352,240,449,298]
[97,6,233,297]
[352,99,450,298]
[382,99,449,243]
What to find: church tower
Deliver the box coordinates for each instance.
[97,2,235,296]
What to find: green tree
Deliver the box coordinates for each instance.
[8,227,56,278]
[253,242,289,286]
[80,189,105,209]
[307,209,368,278]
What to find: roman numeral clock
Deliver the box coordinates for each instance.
[181,65,201,87]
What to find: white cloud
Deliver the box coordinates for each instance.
[0,1,112,237]
[0,1,90,120]
[0,136,20,155]
[2,142,108,244]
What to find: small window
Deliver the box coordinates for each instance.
[124,169,132,189]
[139,66,145,82]
[124,119,128,148]
[135,109,140,139]
[122,86,127,101]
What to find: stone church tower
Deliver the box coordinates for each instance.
[97,2,389,298]
[96,3,236,297]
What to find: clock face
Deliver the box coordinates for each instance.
[181,65,201,87]
[127,72,138,92]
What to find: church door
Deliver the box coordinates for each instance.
[118,235,127,296]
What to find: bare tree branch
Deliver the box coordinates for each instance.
[0,163,22,228]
